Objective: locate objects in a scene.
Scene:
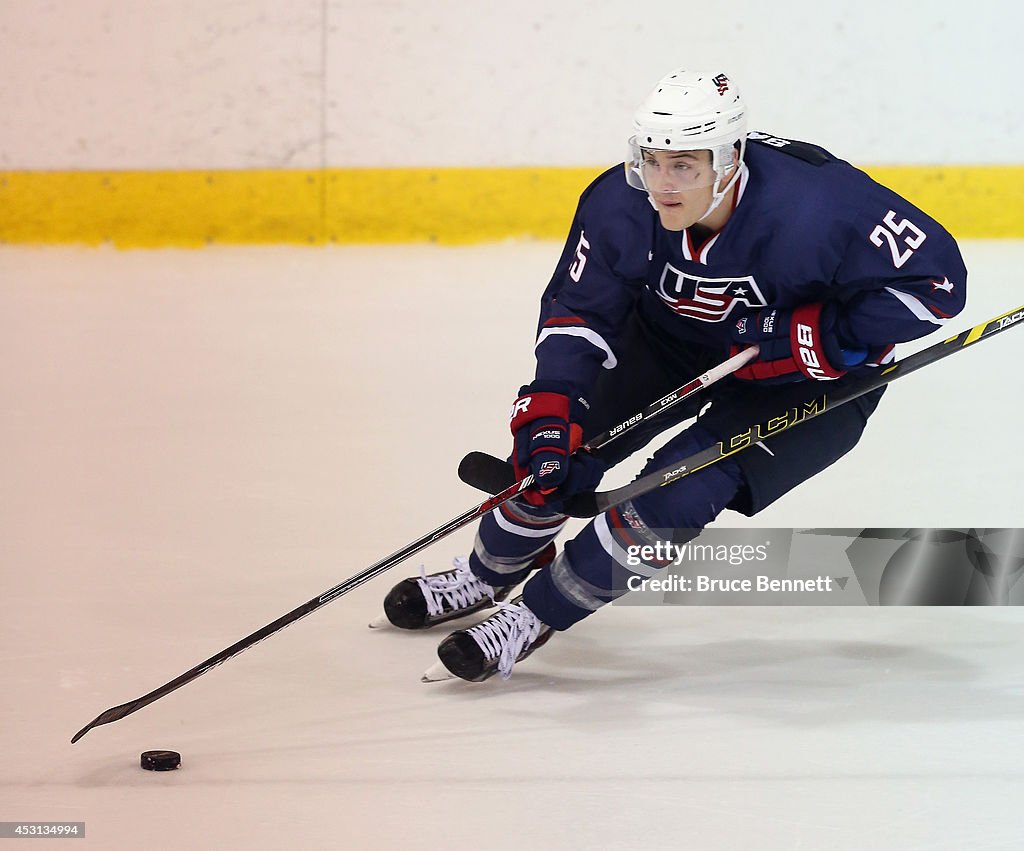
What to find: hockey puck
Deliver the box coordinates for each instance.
[140,750,181,771]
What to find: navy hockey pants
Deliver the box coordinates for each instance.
[470,311,886,630]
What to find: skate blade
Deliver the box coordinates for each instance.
[367,614,391,629]
[421,660,457,683]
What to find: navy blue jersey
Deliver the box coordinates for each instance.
[534,132,968,398]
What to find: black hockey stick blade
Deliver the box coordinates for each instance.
[71,468,538,743]
[71,602,314,742]
[564,304,1024,518]
[459,451,516,495]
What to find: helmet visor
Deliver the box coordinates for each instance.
[626,139,719,192]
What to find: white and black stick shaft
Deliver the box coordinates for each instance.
[70,474,537,743]
[564,304,1024,517]
[582,345,759,453]
[459,347,759,496]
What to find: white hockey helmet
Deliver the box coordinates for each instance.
[627,69,747,219]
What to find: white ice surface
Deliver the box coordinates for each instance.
[2,242,1024,850]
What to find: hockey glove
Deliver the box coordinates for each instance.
[509,381,604,507]
[731,302,868,382]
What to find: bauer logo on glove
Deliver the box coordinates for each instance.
[508,380,600,506]
[509,397,532,421]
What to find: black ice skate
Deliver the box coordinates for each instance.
[373,544,555,630]
[423,596,554,682]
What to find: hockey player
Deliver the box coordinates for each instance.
[379,68,968,682]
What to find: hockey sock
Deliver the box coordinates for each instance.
[469,498,568,587]
[522,427,744,630]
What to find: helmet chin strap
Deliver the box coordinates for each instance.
[698,163,742,223]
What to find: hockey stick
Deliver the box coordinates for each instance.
[458,345,759,494]
[461,304,1024,518]
[70,347,755,743]
[579,345,759,453]
[70,476,536,743]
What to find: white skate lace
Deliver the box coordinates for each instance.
[417,557,495,618]
[467,600,543,680]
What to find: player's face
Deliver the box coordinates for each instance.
[640,149,717,231]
